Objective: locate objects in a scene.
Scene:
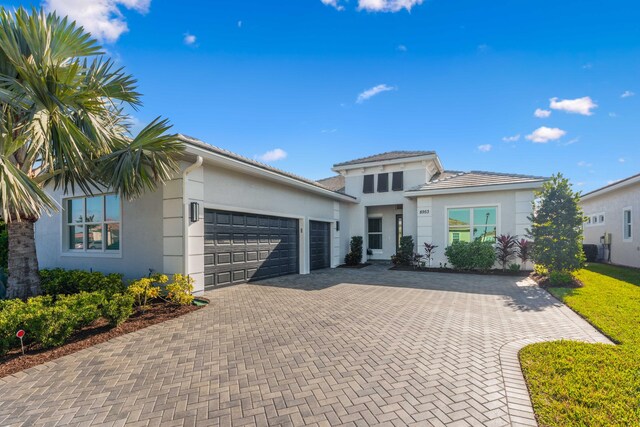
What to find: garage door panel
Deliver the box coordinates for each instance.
[204,209,299,290]
[310,221,331,271]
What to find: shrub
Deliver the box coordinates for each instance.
[40,269,125,297]
[529,173,585,274]
[508,263,521,272]
[516,239,532,270]
[582,244,598,263]
[0,299,29,355]
[128,274,166,311]
[56,292,105,328]
[445,240,496,271]
[549,271,574,286]
[165,274,195,306]
[392,236,415,266]
[423,242,438,267]
[102,293,135,327]
[344,236,363,266]
[495,234,518,271]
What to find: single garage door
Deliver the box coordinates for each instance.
[310,220,331,270]
[204,209,299,290]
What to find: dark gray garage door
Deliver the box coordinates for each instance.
[310,221,331,270]
[204,209,299,290]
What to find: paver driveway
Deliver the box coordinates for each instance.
[0,265,609,427]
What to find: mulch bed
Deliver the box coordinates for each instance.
[530,273,583,289]
[337,263,371,269]
[0,301,203,379]
[389,265,532,277]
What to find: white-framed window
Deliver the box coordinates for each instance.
[368,217,383,250]
[447,206,497,244]
[64,194,121,253]
[585,212,605,227]
[623,208,632,241]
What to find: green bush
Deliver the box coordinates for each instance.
[344,236,363,266]
[582,244,598,263]
[0,298,29,355]
[392,236,415,266]
[165,274,195,306]
[102,293,135,327]
[40,269,125,297]
[445,240,496,271]
[508,263,521,272]
[549,270,573,286]
[57,292,105,328]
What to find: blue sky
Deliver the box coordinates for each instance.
[5,0,640,191]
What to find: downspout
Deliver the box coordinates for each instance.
[183,156,203,276]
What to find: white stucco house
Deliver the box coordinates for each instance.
[35,135,547,294]
[581,172,640,268]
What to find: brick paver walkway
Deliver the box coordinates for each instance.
[0,265,609,426]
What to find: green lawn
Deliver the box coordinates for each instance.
[520,263,640,427]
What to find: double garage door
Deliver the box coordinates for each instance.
[204,209,331,290]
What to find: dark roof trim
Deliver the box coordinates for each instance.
[581,172,640,200]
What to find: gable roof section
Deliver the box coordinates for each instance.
[316,175,345,193]
[333,150,436,167]
[178,134,356,202]
[405,170,547,195]
[581,172,640,201]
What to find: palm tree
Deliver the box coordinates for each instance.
[0,8,183,299]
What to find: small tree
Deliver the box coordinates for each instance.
[423,242,438,267]
[392,236,415,266]
[495,234,517,271]
[516,239,532,270]
[528,173,585,275]
[344,236,363,266]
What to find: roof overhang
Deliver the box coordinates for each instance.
[181,139,358,203]
[332,154,443,174]
[403,180,545,198]
[581,173,640,201]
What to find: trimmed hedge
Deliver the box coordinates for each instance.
[444,240,496,271]
[40,269,125,297]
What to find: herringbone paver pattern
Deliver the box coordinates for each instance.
[0,266,609,426]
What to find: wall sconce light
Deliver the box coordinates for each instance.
[336,221,340,231]
[189,202,200,223]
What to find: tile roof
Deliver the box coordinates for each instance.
[178,134,355,199]
[316,175,345,193]
[333,150,435,167]
[407,170,548,192]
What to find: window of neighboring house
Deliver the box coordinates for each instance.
[65,194,121,253]
[599,214,605,223]
[368,217,383,250]
[377,173,389,192]
[448,206,497,244]
[363,174,374,193]
[392,171,404,191]
[623,208,632,241]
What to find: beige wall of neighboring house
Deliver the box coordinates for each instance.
[581,174,640,268]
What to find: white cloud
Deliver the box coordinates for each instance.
[478,144,492,152]
[621,90,635,98]
[502,134,520,142]
[357,0,424,12]
[477,44,489,53]
[356,84,396,103]
[577,160,592,167]
[321,129,337,133]
[549,96,598,116]
[257,148,287,163]
[43,0,150,43]
[526,126,567,143]
[534,108,551,118]
[609,112,617,118]
[582,63,593,70]
[619,157,626,163]
[562,137,580,146]
[237,20,243,28]
[397,44,407,52]
[575,182,585,187]
[183,33,196,45]
[320,0,345,10]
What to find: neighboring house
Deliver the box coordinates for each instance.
[580,173,640,268]
[36,136,547,294]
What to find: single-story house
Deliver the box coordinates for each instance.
[581,172,639,268]
[36,135,547,294]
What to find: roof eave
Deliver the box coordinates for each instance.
[403,181,546,197]
[332,153,440,173]
[581,173,640,201]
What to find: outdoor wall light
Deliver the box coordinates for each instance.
[336,221,340,231]
[190,202,200,223]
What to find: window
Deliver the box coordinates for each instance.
[65,194,121,253]
[392,171,404,191]
[599,214,605,223]
[623,208,632,241]
[363,174,374,193]
[377,173,389,192]
[586,212,605,226]
[448,206,497,244]
[368,217,383,250]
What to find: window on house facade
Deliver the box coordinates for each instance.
[377,173,389,192]
[363,174,374,193]
[623,208,632,241]
[65,194,121,252]
[392,171,404,191]
[448,207,497,244]
[368,217,383,250]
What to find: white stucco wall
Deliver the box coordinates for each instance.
[415,189,535,268]
[581,183,640,268]
[36,185,164,280]
[366,205,403,260]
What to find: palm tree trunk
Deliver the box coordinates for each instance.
[6,219,41,299]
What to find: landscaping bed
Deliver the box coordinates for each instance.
[389,265,531,276]
[0,301,201,379]
[520,263,640,426]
